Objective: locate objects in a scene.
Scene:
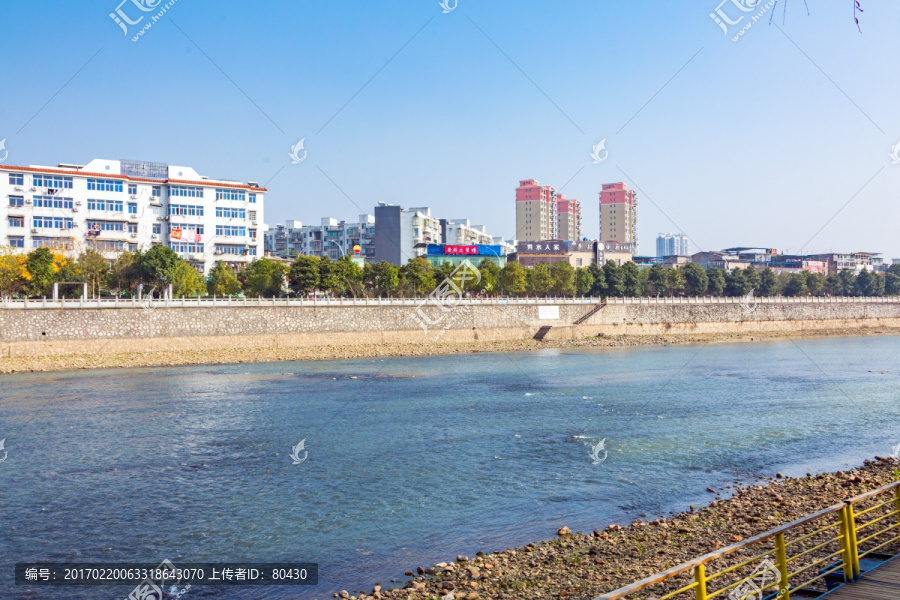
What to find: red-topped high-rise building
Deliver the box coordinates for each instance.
[515,179,581,241]
[599,182,637,246]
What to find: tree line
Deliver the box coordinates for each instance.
[1,245,898,299]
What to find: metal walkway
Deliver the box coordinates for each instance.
[822,555,900,599]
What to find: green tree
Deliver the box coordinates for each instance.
[647,264,668,296]
[854,269,884,297]
[885,269,900,296]
[622,262,643,297]
[399,257,436,296]
[725,268,752,297]
[805,271,825,296]
[289,255,321,296]
[76,249,109,298]
[364,261,399,297]
[744,267,761,293]
[207,261,242,296]
[587,263,607,297]
[172,262,205,297]
[602,261,625,297]
[25,247,56,296]
[475,258,501,295]
[682,263,708,296]
[707,267,726,296]
[500,261,527,295]
[241,258,287,297]
[550,261,576,296]
[666,266,686,296]
[109,251,136,296]
[575,267,594,296]
[783,273,808,296]
[335,255,364,297]
[759,267,779,296]
[132,245,181,291]
[318,256,347,296]
[837,269,856,296]
[527,263,553,296]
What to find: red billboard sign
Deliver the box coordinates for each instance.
[445,245,479,255]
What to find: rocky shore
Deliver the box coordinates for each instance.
[326,457,900,600]
[2,325,899,375]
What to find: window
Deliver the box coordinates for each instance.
[34,237,75,249]
[33,196,74,209]
[215,188,246,201]
[248,246,257,256]
[170,185,204,198]
[128,223,138,233]
[127,203,137,214]
[249,211,257,221]
[215,207,246,219]
[33,217,74,229]
[86,240,125,251]
[9,196,24,207]
[214,244,249,255]
[87,220,125,231]
[168,242,204,254]
[32,174,73,189]
[152,223,161,234]
[216,225,247,237]
[8,237,24,248]
[128,243,138,251]
[151,186,161,197]
[86,178,123,192]
[87,199,122,212]
[8,217,24,228]
[128,184,137,195]
[249,193,257,203]
[9,173,24,185]
[169,204,204,216]
[249,229,257,240]
[169,224,203,235]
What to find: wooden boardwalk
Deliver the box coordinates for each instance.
[822,556,900,599]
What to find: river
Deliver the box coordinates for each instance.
[1,335,898,599]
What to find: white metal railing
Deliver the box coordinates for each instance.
[0,295,896,310]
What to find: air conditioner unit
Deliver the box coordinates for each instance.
[150,199,161,206]
[214,250,223,255]
[74,200,82,205]
[72,207,79,212]
[130,233,138,239]
[128,215,139,221]
[130,194,138,199]
[14,186,23,191]
[24,198,32,204]
[31,228,39,233]
[251,220,257,225]
[151,234,159,240]
[29,187,37,191]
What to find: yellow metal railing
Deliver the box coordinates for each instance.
[594,481,900,600]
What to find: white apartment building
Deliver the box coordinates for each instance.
[441,218,495,246]
[0,158,264,273]
[265,215,375,261]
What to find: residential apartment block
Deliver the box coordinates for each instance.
[556,195,583,242]
[265,215,375,261]
[440,218,495,246]
[599,182,637,247]
[515,179,558,241]
[373,204,442,265]
[1,158,264,273]
[656,233,689,257]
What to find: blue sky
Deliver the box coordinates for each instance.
[2,1,899,258]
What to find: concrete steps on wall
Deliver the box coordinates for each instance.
[534,326,553,341]
[573,300,607,325]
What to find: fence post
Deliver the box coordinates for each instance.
[845,502,861,578]
[894,485,900,544]
[775,532,790,599]
[694,563,708,600]
[839,505,855,582]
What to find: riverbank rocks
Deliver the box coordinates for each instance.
[557,526,571,537]
[379,457,900,600]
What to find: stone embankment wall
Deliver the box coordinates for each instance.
[1,298,899,358]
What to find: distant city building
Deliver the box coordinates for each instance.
[656,233,689,257]
[515,179,558,241]
[599,182,638,248]
[264,215,375,262]
[807,252,884,275]
[516,240,596,268]
[373,204,442,265]
[0,158,264,273]
[556,195,582,241]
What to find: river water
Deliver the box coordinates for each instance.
[2,336,899,599]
